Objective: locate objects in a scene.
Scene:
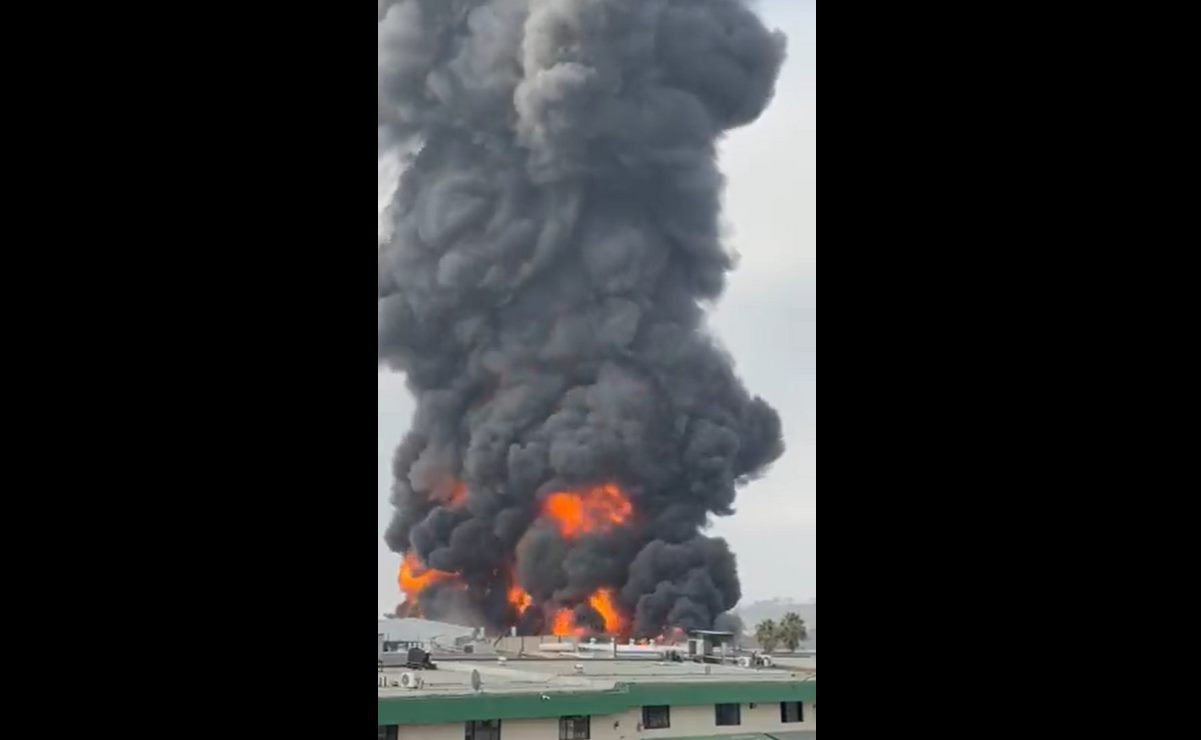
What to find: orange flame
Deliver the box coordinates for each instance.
[550,607,576,635]
[397,551,458,610]
[546,589,627,636]
[588,588,626,634]
[507,583,532,614]
[542,483,632,539]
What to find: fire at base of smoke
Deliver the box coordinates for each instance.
[379,0,787,638]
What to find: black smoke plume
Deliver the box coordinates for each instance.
[378,0,786,637]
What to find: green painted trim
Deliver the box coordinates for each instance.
[378,681,816,725]
[630,681,816,707]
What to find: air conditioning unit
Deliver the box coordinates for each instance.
[399,671,424,689]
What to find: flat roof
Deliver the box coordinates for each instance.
[380,657,814,697]
[378,658,815,725]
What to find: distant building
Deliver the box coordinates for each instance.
[378,656,816,739]
[378,618,476,654]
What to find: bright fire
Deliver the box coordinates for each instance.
[550,607,577,635]
[397,551,458,610]
[507,583,532,614]
[542,483,632,538]
[401,480,638,635]
[588,588,626,634]
[547,588,626,636]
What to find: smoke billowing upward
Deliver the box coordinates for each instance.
[378,0,786,637]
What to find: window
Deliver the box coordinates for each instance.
[715,703,741,726]
[781,701,804,723]
[465,719,501,740]
[377,726,398,740]
[642,705,671,729]
[559,715,590,739]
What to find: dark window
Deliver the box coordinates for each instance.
[377,726,398,740]
[715,703,741,726]
[781,701,804,723]
[465,719,501,740]
[559,715,590,739]
[642,705,671,729]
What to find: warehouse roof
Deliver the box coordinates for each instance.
[377,617,476,643]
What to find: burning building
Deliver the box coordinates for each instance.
[378,0,787,639]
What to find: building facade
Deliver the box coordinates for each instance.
[378,659,816,740]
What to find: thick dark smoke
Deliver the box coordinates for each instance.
[379,0,786,637]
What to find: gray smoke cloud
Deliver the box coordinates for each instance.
[379,0,786,637]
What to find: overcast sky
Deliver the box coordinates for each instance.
[378,0,815,616]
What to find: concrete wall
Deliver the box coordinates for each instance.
[392,700,815,739]
[493,635,581,656]
[615,701,815,738]
[396,722,464,740]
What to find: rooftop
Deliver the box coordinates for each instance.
[378,657,816,726]
[377,617,476,643]
[380,657,812,698]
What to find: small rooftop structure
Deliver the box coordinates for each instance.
[687,628,737,662]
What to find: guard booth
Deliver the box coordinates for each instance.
[687,629,735,663]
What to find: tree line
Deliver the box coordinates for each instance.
[753,612,808,653]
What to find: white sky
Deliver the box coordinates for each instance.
[378,0,815,616]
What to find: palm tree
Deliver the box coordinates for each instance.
[754,619,780,653]
[778,612,808,652]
